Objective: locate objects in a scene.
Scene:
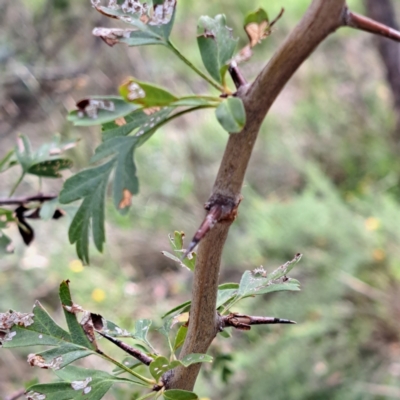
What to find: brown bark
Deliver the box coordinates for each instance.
[165,0,347,391]
[365,0,400,138]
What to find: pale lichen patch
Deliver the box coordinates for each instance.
[71,376,92,390]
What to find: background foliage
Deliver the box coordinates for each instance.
[1,0,400,399]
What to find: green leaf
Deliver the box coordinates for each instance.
[265,253,302,281]
[197,14,238,84]
[101,107,173,141]
[132,319,154,351]
[149,353,212,381]
[29,343,93,370]
[59,160,114,264]
[244,8,269,26]
[216,288,237,308]
[93,27,164,47]
[15,135,74,177]
[0,149,17,172]
[180,353,213,367]
[237,255,302,298]
[26,365,138,400]
[0,208,16,228]
[39,198,59,220]
[149,356,173,381]
[215,97,246,133]
[28,159,73,178]
[164,389,199,400]
[68,96,139,126]
[161,301,191,319]
[173,326,187,351]
[163,231,196,271]
[120,78,177,107]
[59,281,96,349]
[92,137,140,215]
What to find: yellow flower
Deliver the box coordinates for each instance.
[372,249,385,262]
[91,288,106,303]
[69,259,84,273]
[365,217,380,231]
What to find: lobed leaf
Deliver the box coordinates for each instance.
[59,281,96,349]
[60,161,114,264]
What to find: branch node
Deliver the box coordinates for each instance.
[183,194,242,259]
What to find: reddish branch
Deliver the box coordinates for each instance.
[0,194,57,206]
[96,330,154,366]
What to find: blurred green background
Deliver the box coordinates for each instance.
[1,0,400,399]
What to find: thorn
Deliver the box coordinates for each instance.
[277,318,296,324]
[182,205,222,260]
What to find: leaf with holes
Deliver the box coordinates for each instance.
[215,97,246,133]
[68,96,139,126]
[59,161,114,264]
[92,27,164,47]
[120,78,177,107]
[93,0,177,41]
[197,14,238,84]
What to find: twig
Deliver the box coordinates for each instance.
[0,194,57,206]
[220,313,296,331]
[228,61,248,90]
[342,8,400,42]
[5,389,25,400]
[96,330,154,366]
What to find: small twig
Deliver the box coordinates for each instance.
[5,389,25,400]
[269,8,285,29]
[220,313,296,331]
[342,8,400,42]
[0,194,57,206]
[96,330,154,366]
[228,61,248,90]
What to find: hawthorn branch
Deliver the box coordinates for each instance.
[0,194,57,206]
[166,0,346,391]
